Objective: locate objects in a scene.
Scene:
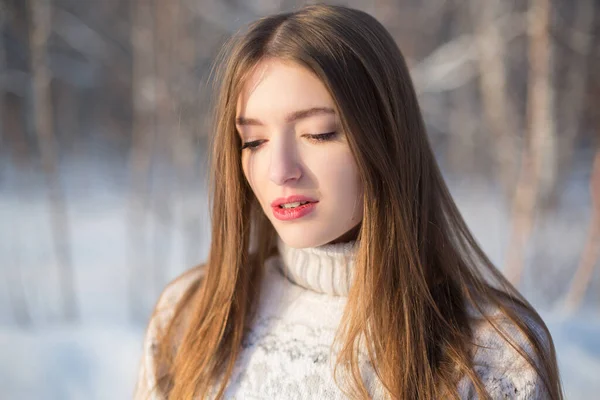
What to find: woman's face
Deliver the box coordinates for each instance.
[236,58,363,248]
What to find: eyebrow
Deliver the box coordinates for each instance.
[235,106,336,127]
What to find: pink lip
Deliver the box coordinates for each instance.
[272,202,317,221]
[270,195,318,208]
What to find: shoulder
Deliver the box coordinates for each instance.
[145,264,207,350]
[152,264,207,320]
[458,299,553,399]
[134,264,207,400]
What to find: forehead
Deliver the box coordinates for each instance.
[235,58,336,120]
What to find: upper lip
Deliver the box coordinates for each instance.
[271,195,318,207]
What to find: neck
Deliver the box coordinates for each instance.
[274,234,359,296]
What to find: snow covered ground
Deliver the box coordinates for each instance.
[1,149,598,399]
[0,324,144,400]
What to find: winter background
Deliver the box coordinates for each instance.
[1,0,599,399]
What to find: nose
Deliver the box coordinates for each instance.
[269,136,302,185]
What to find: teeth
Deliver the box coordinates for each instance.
[280,201,310,209]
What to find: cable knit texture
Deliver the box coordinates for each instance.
[134,236,550,399]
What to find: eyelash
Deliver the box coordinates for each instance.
[240,132,338,152]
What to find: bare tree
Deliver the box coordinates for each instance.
[0,2,5,148]
[552,0,595,202]
[469,0,519,196]
[1,1,33,327]
[446,0,477,174]
[564,149,600,311]
[151,0,181,296]
[27,0,78,321]
[504,0,555,285]
[128,0,157,321]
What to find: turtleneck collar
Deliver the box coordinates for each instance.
[274,234,358,297]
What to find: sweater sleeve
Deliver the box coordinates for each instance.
[132,265,206,400]
[457,309,553,399]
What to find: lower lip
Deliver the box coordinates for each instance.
[272,202,318,221]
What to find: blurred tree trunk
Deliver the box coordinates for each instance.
[447,0,477,174]
[167,1,204,269]
[469,0,518,197]
[28,0,78,321]
[564,149,600,311]
[1,1,30,166]
[0,2,5,148]
[1,1,32,327]
[128,0,157,321]
[504,0,555,285]
[151,0,181,297]
[551,0,595,205]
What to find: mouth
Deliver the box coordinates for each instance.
[276,200,314,209]
[271,195,319,208]
[271,200,318,221]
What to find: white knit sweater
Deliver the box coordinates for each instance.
[133,236,550,399]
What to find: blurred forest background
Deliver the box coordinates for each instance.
[1,0,599,399]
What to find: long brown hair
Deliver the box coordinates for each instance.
[150,4,562,399]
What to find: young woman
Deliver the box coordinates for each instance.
[134,4,562,399]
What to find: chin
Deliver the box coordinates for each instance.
[278,236,321,249]
[276,230,334,249]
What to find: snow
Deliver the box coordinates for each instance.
[0,325,144,400]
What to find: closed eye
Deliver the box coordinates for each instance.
[240,132,338,152]
[307,131,337,142]
[240,140,264,151]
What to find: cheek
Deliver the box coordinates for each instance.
[318,152,362,201]
[241,156,254,192]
